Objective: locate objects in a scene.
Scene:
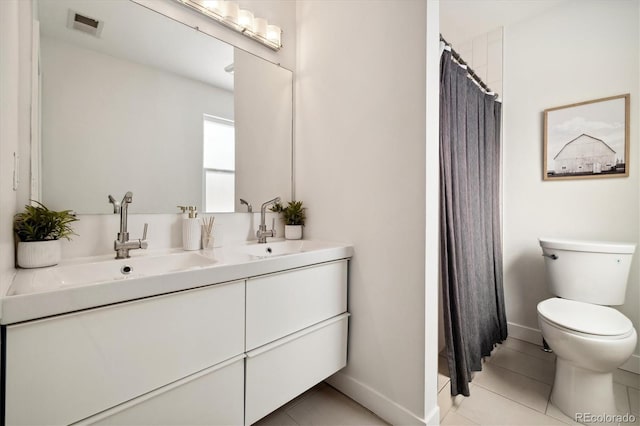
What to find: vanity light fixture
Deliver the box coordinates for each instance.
[174,0,283,51]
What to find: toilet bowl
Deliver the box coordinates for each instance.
[537,238,637,419]
[538,298,637,415]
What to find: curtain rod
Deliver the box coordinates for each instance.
[440,34,493,95]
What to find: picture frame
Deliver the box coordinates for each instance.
[543,94,630,181]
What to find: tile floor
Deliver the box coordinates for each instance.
[254,382,388,426]
[254,337,640,425]
[439,337,640,426]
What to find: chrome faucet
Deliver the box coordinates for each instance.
[256,196,280,243]
[108,191,148,259]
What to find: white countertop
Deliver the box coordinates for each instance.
[2,239,353,325]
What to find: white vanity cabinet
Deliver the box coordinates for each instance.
[4,280,245,426]
[82,355,246,426]
[245,314,349,425]
[245,260,349,425]
[2,255,351,426]
[246,260,348,350]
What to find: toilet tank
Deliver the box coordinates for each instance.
[539,238,636,306]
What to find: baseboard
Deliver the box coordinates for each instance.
[326,371,428,426]
[507,321,543,346]
[620,353,640,374]
[424,405,440,426]
[507,321,640,375]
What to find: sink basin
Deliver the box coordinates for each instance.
[56,252,216,287]
[233,240,305,258]
[9,252,217,295]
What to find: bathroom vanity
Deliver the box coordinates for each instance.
[0,240,352,425]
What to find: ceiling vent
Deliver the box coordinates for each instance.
[67,9,104,38]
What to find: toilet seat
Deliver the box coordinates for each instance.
[537,298,633,338]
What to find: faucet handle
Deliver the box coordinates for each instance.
[139,223,149,249]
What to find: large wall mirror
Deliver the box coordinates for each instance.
[34,0,293,214]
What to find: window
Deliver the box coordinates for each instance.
[203,115,235,212]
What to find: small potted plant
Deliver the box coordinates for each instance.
[271,200,306,240]
[14,201,78,268]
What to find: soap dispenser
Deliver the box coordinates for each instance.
[178,205,201,251]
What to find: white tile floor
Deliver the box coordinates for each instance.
[253,382,388,426]
[254,337,640,425]
[439,337,640,426]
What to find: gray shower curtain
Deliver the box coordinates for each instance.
[439,50,508,397]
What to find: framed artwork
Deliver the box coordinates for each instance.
[543,94,630,180]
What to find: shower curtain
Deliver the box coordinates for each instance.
[439,49,508,397]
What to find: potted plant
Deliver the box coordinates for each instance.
[271,200,306,240]
[14,201,78,268]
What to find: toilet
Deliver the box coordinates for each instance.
[537,238,637,418]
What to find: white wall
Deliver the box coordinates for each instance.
[0,0,22,296]
[234,48,292,211]
[296,1,434,423]
[425,1,442,423]
[503,0,640,372]
[40,37,233,213]
[448,28,503,97]
[1,0,34,295]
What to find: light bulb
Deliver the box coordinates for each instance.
[266,24,281,47]
[224,1,239,24]
[238,9,254,31]
[253,17,267,38]
[201,0,222,15]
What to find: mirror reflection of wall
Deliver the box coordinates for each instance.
[36,0,292,214]
[234,48,292,213]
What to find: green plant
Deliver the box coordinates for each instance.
[14,201,78,242]
[271,200,306,226]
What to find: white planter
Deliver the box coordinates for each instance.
[284,225,303,240]
[17,240,62,268]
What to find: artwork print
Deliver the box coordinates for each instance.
[543,94,629,180]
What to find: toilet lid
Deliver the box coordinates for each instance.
[537,298,633,336]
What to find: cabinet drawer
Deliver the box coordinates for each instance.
[245,314,349,425]
[246,260,347,350]
[5,281,245,426]
[80,355,245,426]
